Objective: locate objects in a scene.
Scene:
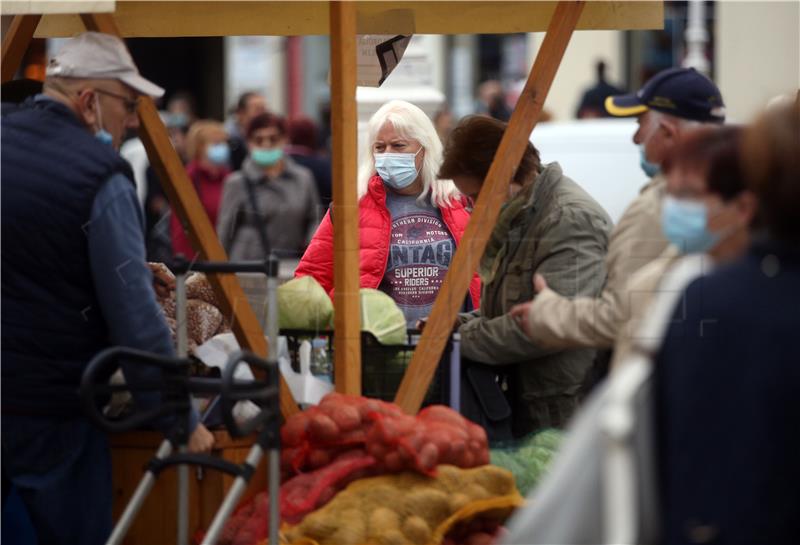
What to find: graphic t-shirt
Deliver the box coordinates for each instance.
[379,192,455,327]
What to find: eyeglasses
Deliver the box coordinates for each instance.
[95,88,139,115]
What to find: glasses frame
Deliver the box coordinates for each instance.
[95,88,139,115]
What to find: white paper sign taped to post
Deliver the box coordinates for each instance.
[357,34,412,87]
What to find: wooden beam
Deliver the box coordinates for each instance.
[35,1,663,38]
[1,14,41,83]
[79,12,299,418]
[1,1,115,15]
[394,0,586,414]
[330,0,361,395]
[80,11,119,33]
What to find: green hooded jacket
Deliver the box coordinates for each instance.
[458,162,612,435]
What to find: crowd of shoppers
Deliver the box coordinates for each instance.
[3,29,798,545]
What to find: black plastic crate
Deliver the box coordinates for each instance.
[280,329,454,407]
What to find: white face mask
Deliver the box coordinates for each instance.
[374,148,422,189]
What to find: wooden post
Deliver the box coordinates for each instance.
[80,12,299,418]
[1,15,41,83]
[394,0,586,414]
[329,0,361,395]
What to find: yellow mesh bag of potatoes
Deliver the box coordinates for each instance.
[282,464,524,545]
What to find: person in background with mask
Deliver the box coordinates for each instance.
[166,90,197,129]
[609,125,756,370]
[295,100,481,326]
[170,120,231,258]
[217,112,320,260]
[1,32,214,545]
[511,67,726,387]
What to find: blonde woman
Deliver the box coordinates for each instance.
[296,100,481,325]
[170,120,230,257]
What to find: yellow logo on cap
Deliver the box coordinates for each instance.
[648,96,677,109]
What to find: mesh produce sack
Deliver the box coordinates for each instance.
[278,276,334,331]
[488,428,564,496]
[282,464,524,545]
[216,451,378,545]
[281,394,488,477]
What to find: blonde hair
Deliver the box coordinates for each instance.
[357,100,461,208]
[186,120,227,160]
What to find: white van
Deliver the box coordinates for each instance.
[531,118,648,224]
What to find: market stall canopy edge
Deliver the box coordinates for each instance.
[28,1,662,38]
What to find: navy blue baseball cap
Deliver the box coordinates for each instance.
[605,67,725,123]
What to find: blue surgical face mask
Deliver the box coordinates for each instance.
[661,195,720,254]
[95,129,114,147]
[93,94,114,147]
[169,112,189,129]
[375,148,422,190]
[251,147,283,167]
[639,144,661,178]
[206,142,230,166]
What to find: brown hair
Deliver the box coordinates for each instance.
[246,112,286,140]
[185,120,227,160]
[743,98,800,243]
[662,125,746,201]
[438,115,541,186]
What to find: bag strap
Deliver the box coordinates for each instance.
[242,174,272,256]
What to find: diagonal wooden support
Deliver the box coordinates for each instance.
[80,12,299,418]
[80,12,119,33]
[394,0,586,414]
[330,0,362,395]
[1,14,41,84]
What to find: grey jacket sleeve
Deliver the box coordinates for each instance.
[459,209,609,364]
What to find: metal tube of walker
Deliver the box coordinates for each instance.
[106,440,173,545]
[175,271,190,545]
[200,445,265,545]
[449,333,461,412]
[265,255,281,545]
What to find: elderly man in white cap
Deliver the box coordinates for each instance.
[1,32,213,544]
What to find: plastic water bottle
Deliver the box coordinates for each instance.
[310,338,333,384]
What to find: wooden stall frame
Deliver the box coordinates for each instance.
[1,14,41,82]
[2,0,663,422]
[330,0,362,395]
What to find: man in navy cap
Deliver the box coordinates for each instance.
[2,32,214,543]
[511,67,725,383]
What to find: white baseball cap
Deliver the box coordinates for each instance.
[46,32,164,98]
